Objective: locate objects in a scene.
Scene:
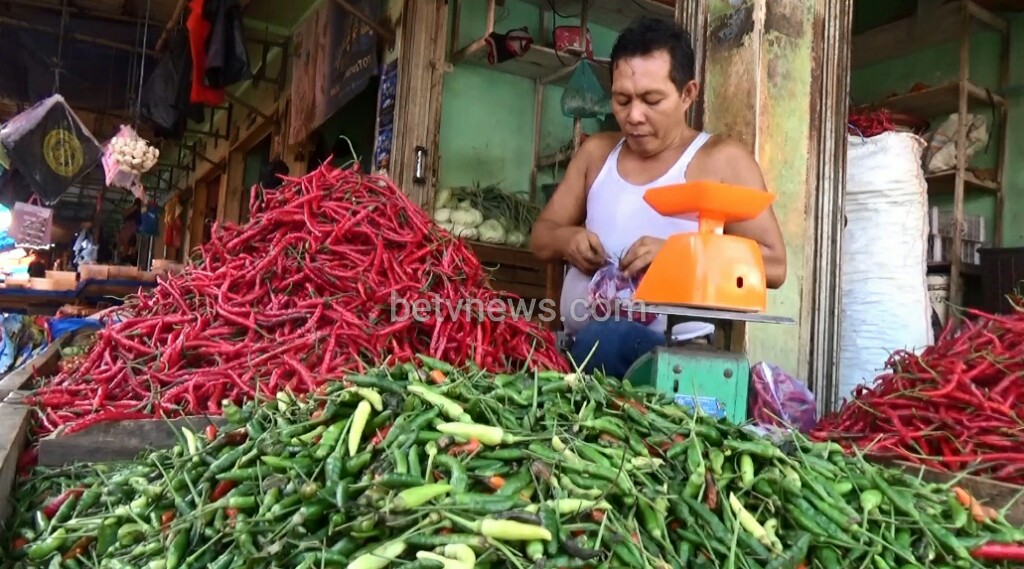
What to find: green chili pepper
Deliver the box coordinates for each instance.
[166,530,190,569]
[765,533,811,569]
[26,528,66,562]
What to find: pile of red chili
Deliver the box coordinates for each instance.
[24,162,568,437]
[811,305,1024,484]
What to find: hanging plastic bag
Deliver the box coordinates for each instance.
[0,95,102,202]
[587,261,656,326]
[561,61,609,119]
[749,362,818,433]
[9,195,53,249]
[102,125,142,190]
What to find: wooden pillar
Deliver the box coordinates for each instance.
[702,0,829,374]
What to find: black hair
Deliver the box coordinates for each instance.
[610,17,696,92]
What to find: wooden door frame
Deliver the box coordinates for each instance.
[220,118,277,225]
[390,0,448,209]
[800,0,854,412]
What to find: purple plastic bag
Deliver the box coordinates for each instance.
[587,261,656,326]
[749,362,817,433]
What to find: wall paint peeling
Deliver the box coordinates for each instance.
[704,0,816,374]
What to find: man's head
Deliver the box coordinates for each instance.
[609,17,698,156]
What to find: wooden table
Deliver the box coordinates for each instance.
[0,279,157,313]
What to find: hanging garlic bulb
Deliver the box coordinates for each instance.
[108,130,160,175]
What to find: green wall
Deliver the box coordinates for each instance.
[437,1,618,198]
[851,2,1024,246]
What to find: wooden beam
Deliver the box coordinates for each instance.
[0,16,157,56]
[333,0,395,43]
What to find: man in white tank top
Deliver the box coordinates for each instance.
[530,17,787,379]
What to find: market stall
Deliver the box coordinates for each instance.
[1,163,1024,567]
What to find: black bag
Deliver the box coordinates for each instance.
[203,0,252,89]
[141,26,194,139]
[0,95,102,203]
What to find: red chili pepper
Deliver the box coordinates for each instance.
[205,424,218,442]
[211,480,236,502]
[972,542,1024,561]
[41,488,84,518]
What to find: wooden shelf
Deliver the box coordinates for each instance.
[872,81,1005,119]
[452,40,611,92]
[517,0,674,31]
[926,170,1001,195]
[928,261,983,276]
[852,1,1008,70]
[538,147,573,168]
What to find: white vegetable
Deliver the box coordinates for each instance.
[433,207,451,223]
[450,207,483,228]
[435,188,453,209]
[478,219,506,244]
[452,225,479,240]
[505,230,526,247]
[438,221,454,232]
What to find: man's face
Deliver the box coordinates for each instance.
[610,50,697,157]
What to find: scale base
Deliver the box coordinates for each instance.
[623,344,750,424]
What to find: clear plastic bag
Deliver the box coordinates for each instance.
[102,125,142,190]
[561,61,609,119]
[9,195,53,249]
[587,261,656,326]
[749,362,817,433]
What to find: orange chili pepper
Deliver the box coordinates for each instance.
[429,369,446,384]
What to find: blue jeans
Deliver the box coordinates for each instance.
[567,320,666,379]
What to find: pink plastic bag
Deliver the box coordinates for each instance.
[749,362,817,432]
[587,261,656,326]
[9,195,53,249]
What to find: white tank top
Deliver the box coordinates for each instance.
[559,132,714,337]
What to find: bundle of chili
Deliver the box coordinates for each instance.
[24,162,567,437]
[811,305,1024,484]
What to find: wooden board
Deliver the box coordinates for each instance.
[0,336,67,402]
[35,415,231,467]
[0,402,31,528]
[891,461,1024,525]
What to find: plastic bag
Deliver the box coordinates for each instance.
[749,362,817,433]
[9,196,53,248]
[923,113,988,174]
[102,125,142,190]
[561,61,609,119]
[0,95,102,202]
[587,261,656,326]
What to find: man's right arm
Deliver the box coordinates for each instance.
[530,140,594,263]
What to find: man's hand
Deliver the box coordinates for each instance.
[565,228,607,274]
[620,236,665,278]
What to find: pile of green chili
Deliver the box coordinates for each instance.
[3,358,1024,568]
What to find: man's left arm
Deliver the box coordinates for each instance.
[717,142,787,289]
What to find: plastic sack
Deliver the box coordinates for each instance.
[561,61,609,119]
[924,113,988,174]
[0,95,102,202]
[9,196,53,248]
[102,125,142,190]
[587,261,656,326]
[749,362,817,433]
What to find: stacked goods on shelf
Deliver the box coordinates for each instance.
[432,184,539,248]
[813,301,1024,485]
[21,164,567,438]
[6,362,1024,567]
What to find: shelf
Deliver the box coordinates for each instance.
[451,39,611,92]
[928,261,983,277]
[538,147,573,168]
[872,81,1005,119]
[516,0,675,31]
[852,1,1008,70]
[925,170,1000,195]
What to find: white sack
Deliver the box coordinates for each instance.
[837,132,933,407]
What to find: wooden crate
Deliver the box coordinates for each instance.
[0,336,66,402]
[0,401,31,526]
[468,242,565,328]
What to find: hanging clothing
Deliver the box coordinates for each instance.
[559,132,715,339]
[187,0,226,106]
[203,0,252,88]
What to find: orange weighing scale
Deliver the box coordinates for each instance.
[623,181,795,424]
